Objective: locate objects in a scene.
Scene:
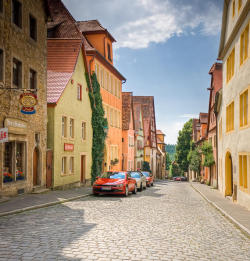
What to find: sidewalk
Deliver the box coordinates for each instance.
[0,186,92,217]
[191,182,250,237]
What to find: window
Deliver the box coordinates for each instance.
[0,49,3,82]
[226,101,234,132]
[12,0,22,28]
[226,48,235,82]
[101,67,104,87]
[77,84,82,100]
[240,24,249,65]
[238,0,242,11]
[232,0,235,17]
[13,58,22,88]
[69,118,74,138]
[0,0,3,14]
[239,154,248,189]
[29,69,37,90]
[3,141,26,183]
[62,157,66,174]
[62,116,66,137]
[29,14,37,41]
[107,43,111,61]
[69,157,74,174]
[82,122,86,140]
[240,89,248,127]
[109,75,112,92]
[110,108,113,126]
[106,71,108,90]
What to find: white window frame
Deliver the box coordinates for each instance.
[62,156,67,174]
[62,116,67,137]
[82,121,86,140]
[69,156,74,174]
[69,118,74,139]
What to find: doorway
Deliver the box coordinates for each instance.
[81,155,86,184]
[33,147,39,186]
[225,152,233,196]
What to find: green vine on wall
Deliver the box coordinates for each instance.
[85,72,108,184]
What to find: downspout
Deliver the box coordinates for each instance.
[215,112,219,189]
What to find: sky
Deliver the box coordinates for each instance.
[63,0,223,144]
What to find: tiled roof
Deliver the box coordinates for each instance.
[199,112,208,124]
[77,20,116,42]
[133,103,143,132]
[156,130,165,135]
[47,0,82,39]
[47,71,72,103]
[47,39,82,103]
[122,92,133,130]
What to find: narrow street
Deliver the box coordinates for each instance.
[0,181,249,261]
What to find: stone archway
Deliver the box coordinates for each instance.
[225,151,233,196]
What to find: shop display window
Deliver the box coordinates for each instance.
[3,141,26,183]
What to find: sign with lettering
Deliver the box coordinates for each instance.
[4,118,27,135]
[0,128,8,143]
[64,143,74,151]
[19,93,38,114]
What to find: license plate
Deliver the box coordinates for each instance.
[102,186,111,191]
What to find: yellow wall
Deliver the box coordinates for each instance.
[47,50,92,187]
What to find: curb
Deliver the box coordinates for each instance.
[191,183,250,238]
[0,193,92,218]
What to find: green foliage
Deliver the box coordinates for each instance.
[175,119,193,173]
[142,161,151,172]
[86,72,108,184]
[165,153,171,170]
[201,141,215,167]
[188,147,201,173]
[165,144,176,161]
[171,162,181,177]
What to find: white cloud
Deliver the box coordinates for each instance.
[63,0,222,50]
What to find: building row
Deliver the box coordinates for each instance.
[0,0,166,197]
[190,0,250,210]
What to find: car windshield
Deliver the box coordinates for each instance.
[130,172,141,178]
[101,172,126,179]
[141,172,150,177]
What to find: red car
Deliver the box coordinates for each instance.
[93,171,137,196]
[141,171,154,187]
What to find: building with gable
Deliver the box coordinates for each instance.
[216,0,250,208]
[133,96,158,177]
[0,0,49,196]
[77,20,126,172]
[122,92,135,171]
[156,130,166,179]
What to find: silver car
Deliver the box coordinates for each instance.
[129,171,147,191]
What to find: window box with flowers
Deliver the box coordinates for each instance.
[3,172,13,183]
[16,170,25,180]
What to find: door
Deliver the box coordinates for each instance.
[46,150,53,188]
[81,155,86,184]
[33,148,39,186]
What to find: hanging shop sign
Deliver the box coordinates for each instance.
[19,93,38,114]
[64,143,74,151]
[0,128,8,143]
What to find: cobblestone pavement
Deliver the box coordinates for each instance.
[0,181,250,261]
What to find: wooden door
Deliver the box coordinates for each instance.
[46,150,53,188]
[33,148,38,186]
[81,155,86,184]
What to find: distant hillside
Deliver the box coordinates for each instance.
[165,144,176,161]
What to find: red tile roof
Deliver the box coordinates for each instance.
[122,92,133,130]
[156,130,165,135]
[47,39,82,103]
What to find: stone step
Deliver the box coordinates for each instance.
[32,187,50,194]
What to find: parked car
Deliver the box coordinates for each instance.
[129,171,147,191]
[173,176,181,181]
[92,171,137,196]
[141,171,154,187]
[180,176,187,181]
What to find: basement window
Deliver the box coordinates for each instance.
[12,0,22,28]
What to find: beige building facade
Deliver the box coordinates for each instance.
[0,0,48,196]
[217,0,250,209]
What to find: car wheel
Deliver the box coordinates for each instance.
[151,183,154,186]
[132,184,137,194]
[124,186,129,197]
[139,183,143,192]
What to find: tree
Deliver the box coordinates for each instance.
[142,161,151,172]
[165,144,176,161]
[175,119,193,174]
[188,147,201,174]
[171,161,181,177]
[165,153,171,170]
[201,141,215,185]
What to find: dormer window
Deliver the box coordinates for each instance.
[107,43,111,61]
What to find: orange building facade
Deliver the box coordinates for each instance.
[77,20,126,172]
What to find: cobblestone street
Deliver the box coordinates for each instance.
[0,181,250,261]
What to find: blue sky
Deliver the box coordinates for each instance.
[63,0,223,144]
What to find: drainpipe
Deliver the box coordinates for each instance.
[215,113,219,189]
